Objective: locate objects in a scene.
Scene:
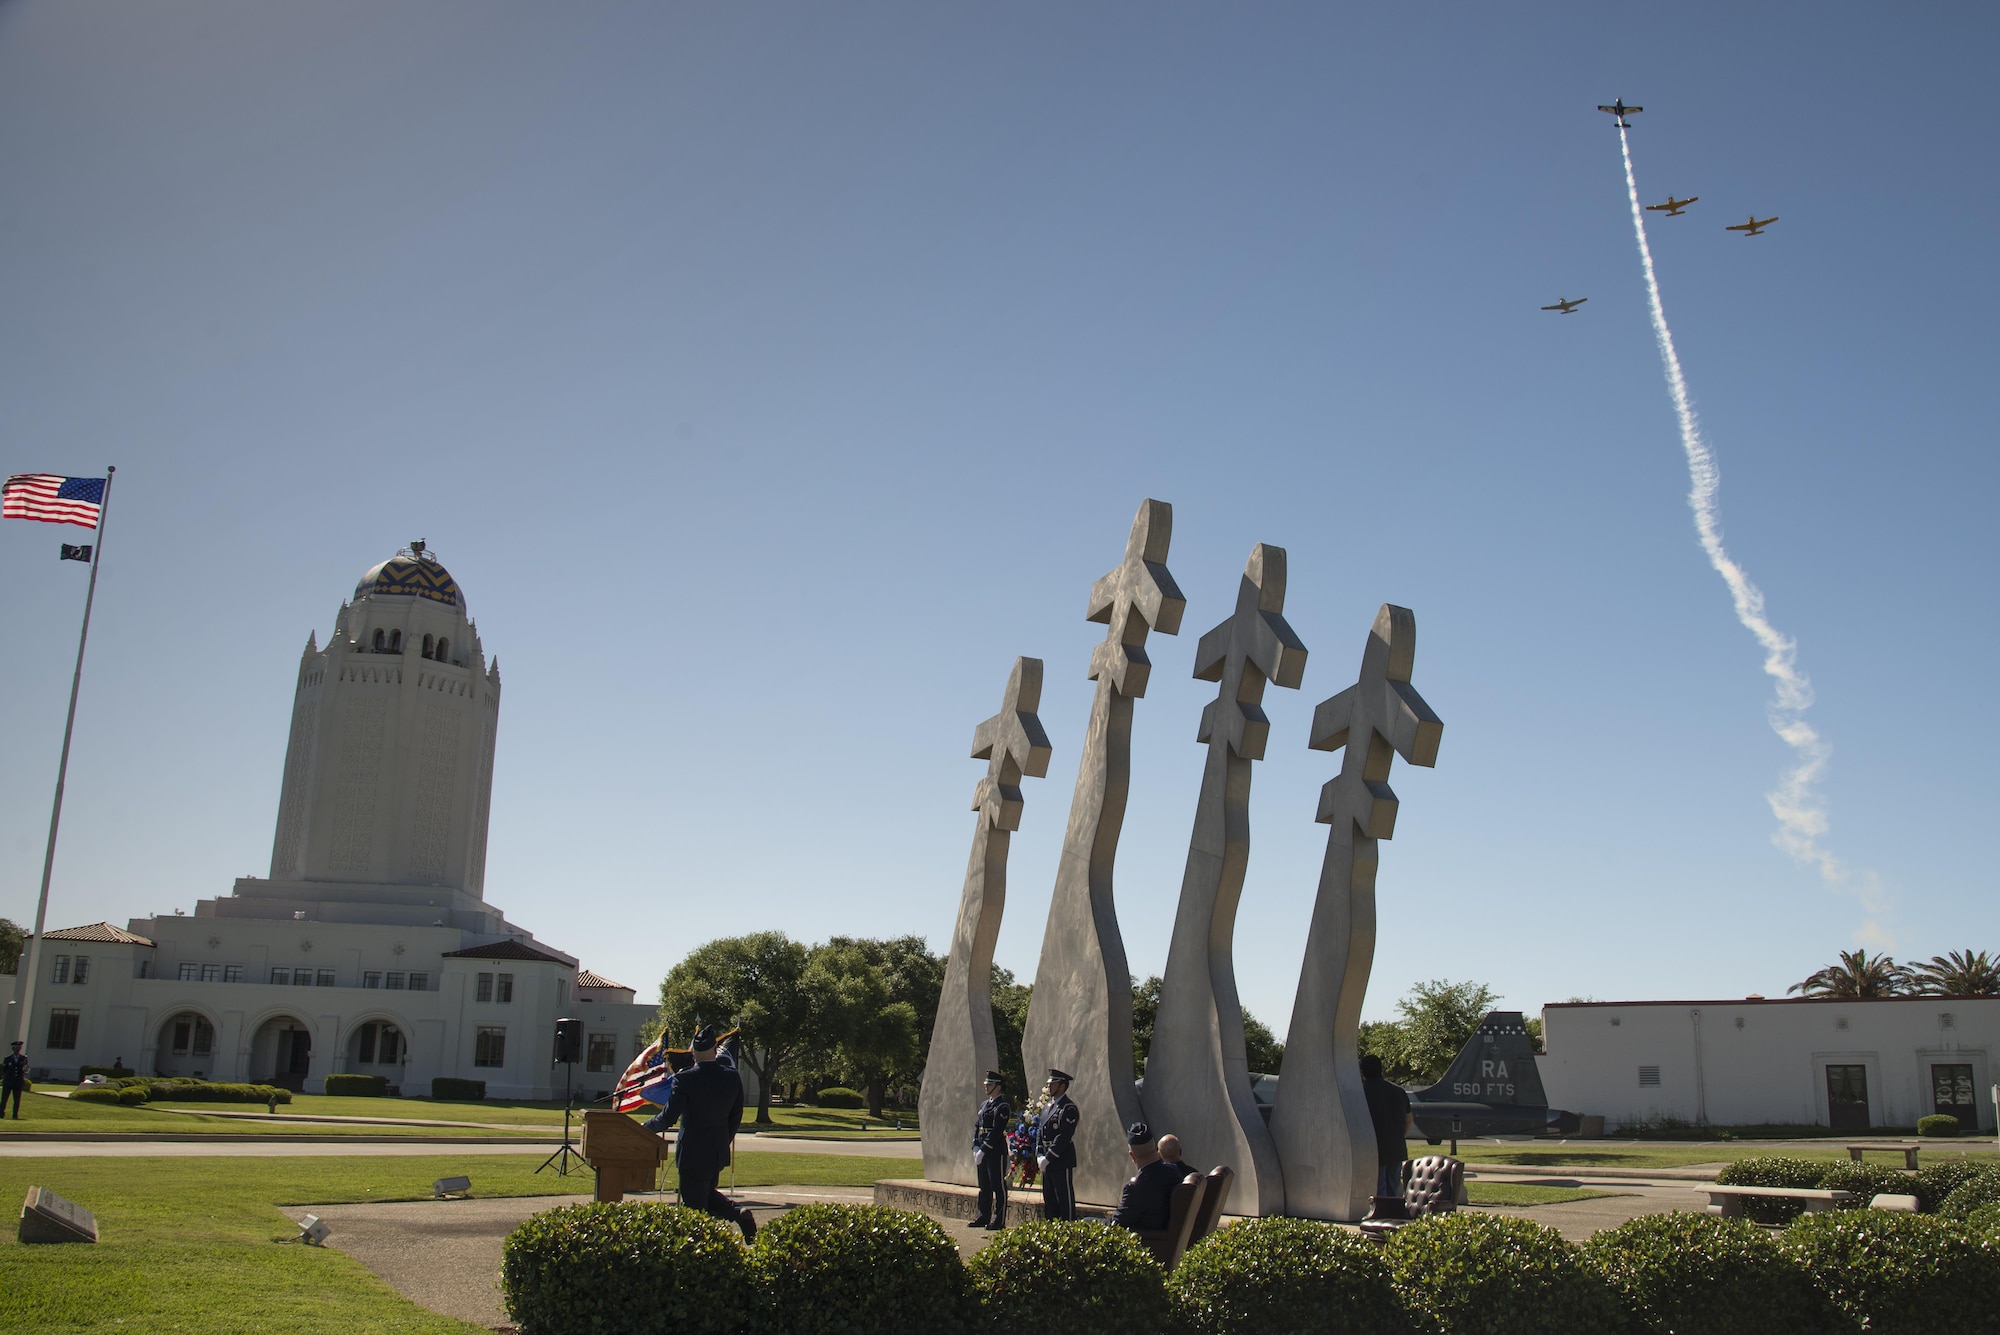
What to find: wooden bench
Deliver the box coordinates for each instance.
[1700,1185,1855,1218]
[1847,1142,1920,1170]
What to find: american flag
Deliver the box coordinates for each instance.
[611,1037,676,1113]
[3,474,106,529]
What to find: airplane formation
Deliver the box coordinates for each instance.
[1547,102,1779,314]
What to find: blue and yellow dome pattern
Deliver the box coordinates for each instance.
[355,554,461,608]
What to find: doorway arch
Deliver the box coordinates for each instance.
[153,1010,218,1079]
[251,1015,314,1091]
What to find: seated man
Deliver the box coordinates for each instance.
[1156,1133,1194,1178]
[1108,1121,1185,1233]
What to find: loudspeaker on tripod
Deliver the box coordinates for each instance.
[553,1018,583,1066]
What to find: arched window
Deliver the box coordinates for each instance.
[372,629,385,652]
[435,637,449,664]
[422,634,434,659]
[389,629,402,653]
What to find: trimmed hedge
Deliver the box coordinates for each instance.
[966,1220,1167,1334]
[1917,1114,1960,1138]
[1585,1211,1826,1335]
[1781,1210,2000,1335]
[1938,1168,2000,1221]
[70,1087,123,1104]
[1914,1158,1994,1212]
[501,1201,747,1335]
[1714,1156,1831,1225]
[1168,1216,1402,1335]
[1819,1160,1914,1209]
[813,1087,865,1109]
[747,1203,967,1335]
[1385,1213,1621,1335]
[323,1074,388,1097]
[432,1077,486,1101]
[108,1078,291,1104]
[1967,1202,2000,1239]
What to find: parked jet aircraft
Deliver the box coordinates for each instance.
[1596,100,1642,128]
[1646,195,1699,217]
[1540,297,1587,315]
[1727,215,1780,237]
[1408,1011,1583,1141]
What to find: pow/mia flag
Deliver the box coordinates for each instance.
[60,543,93,563]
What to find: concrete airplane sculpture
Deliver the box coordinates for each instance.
[1726,214,1779,237]
[1407,1011,1582,1141]
[1645,195,1699,216]
[1596,99,1642,128]
[1540,297,1587,315]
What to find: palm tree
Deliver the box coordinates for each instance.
[1909,950,2000,998]
[1788,948,1912,998]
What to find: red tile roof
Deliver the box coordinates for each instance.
[36,922,155,946]
[576,970,632,991]
[440,939,568,964]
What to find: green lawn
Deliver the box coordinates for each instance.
[0,1151,914,1334]
[1465,1182,1616,1206]
[9,1094,546,1138]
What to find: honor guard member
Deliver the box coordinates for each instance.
[1035,1068,1081,1221]
[1108,1122,1183,1233]
[644,1024,756,1242]
[1,1041,27,1120]
[969,1070,1013,1230]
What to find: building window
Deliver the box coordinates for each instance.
[193,1017,213,1056]
[201,964,222,983]
[47,1008,80,1050]
[373,628,386,651]
[496,973,514,1004]
[363,972,382,989]
[224,965,243,983]
[317,969,336,987]
[408,972,428,991]
[357,1022,403,1065]
[474,1027,506,1067]
[477,973,494,1003]
[138,959,151,979]
[270,968,291,985]
[73,956,90,984]
[436,637,449,662]
[587,1033,617,1073]
[386,972,406,990]
[389,629,402,653]
[178,962,198,981]
[1638,1066,1661,1087]
[295,970,315,986]
[422,633,435,659]
[52,955,71,985]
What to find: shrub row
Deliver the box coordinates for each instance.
[1918,1113,1961,1137]
[431,1077,486,1101]
[499,1199,2000,1335]
[322,1073,388,1097]
[813,1086,865,1109]
[1716,1154,2000,1225]
[77,1077,291,1105]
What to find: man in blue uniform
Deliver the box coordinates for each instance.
[1108,1121,1185,1233]
[1361,1053,1412,1201]
[969,1070,1013,1230]
[1,1041,27,1119]
[1035,1068,1080,1222]
[644,1024,755,1242]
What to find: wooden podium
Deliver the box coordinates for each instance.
[579,1110,670,1203]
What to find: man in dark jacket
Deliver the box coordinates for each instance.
[646,1024,754,1241]
[1108,1122,1185,1233]
[969,1071,1013,1230]
[1361,1053,1412,1199]
[1035,1068,1080,1221]
[1,1041,27,1119]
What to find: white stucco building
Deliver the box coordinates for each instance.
[1541,996,1998,1134]
[8,544,659,1100]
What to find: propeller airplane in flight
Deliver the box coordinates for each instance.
[1645,195,1699,217]
[1726,214,1779,237]
[1596,99,1642,128]
[1540,297,1587,315]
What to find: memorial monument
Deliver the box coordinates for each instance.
[1268,604,1442,1220]
[1142,544,1306,1217]
[919,657,1051,1186]
[1020,499,1185,1208]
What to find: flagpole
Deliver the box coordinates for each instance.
[14,466,116,1051]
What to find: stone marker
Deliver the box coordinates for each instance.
[20,1185,98,1244]
[920,657,1052,1187]
[1144,545,1306,1217]
[1269,604,1442,1221]
[1021,499,1185,1206]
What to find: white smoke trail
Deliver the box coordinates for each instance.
[1615,126,1884,936]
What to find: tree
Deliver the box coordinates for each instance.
[1788,949,1912,999]
[655,932,812,1125]
[0,918,23,975]
[990,966,1032,1101]
[1364,979,1501,1085]
[1130,974,1282,1078]
[804,938,923,1116]
[1909,950,2000,998]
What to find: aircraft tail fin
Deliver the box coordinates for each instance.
[1421,1011,1547,1107]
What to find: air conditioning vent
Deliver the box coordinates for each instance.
[1638,1066,1662,1087]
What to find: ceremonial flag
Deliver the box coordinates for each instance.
[612,1037,676,1113]
[60,544,93,563]
[3,474,107,528]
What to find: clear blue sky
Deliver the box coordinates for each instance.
[3,2,1994,1031]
